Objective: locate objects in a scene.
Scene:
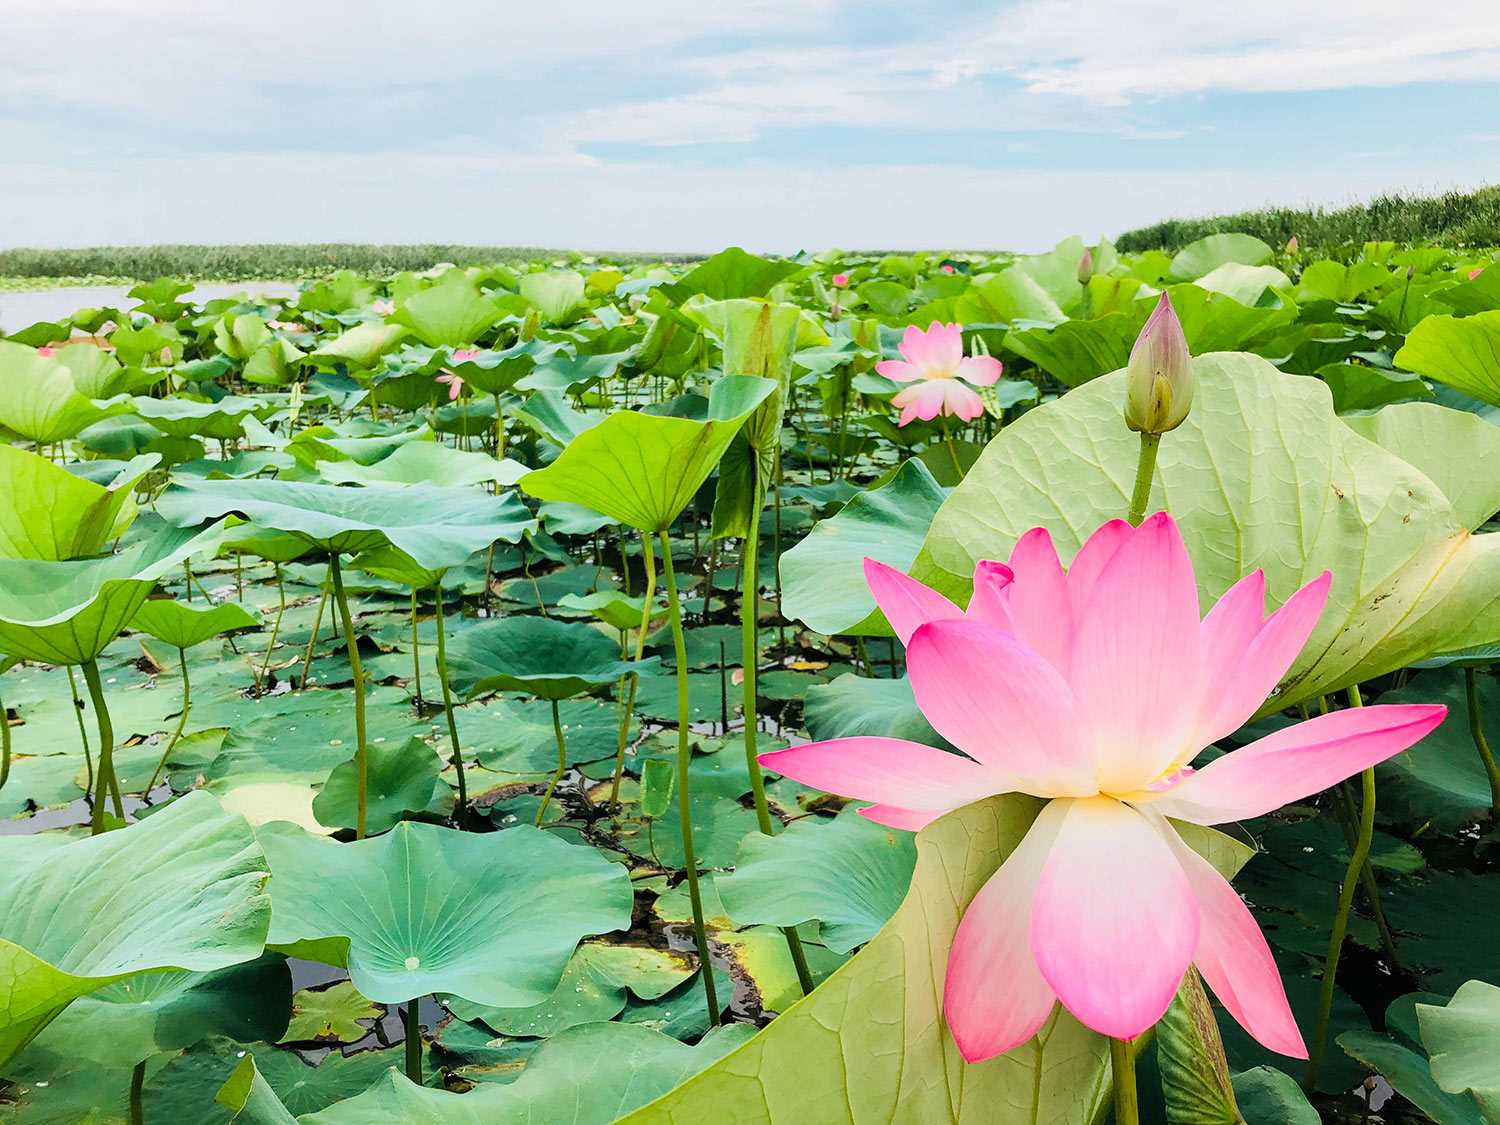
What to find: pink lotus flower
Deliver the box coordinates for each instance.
[451,347,481,363]
[831,273,850,288]
[875,322,1002,426]
[1470,267,1486,281]
[372,298,395,315]
[941,263,956,274]
[35,346,56,357]
[435,372,465,401]
[761,514,1445,1061]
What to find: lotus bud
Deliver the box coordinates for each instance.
[1124,292,1193,435]
[831,273,850,289]
[1406,264,1415,280]
[1076,249,1094,285]
[1285,235,1299,254]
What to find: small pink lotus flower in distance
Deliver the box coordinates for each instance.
[372,298,395,316]
[435,372,465,401]
[760,514,1445,1061]
[940,263,956,274]
[1470,267,1486,281]
[451,347,481,364]
[1285,235,1299,254]
[875,322,1002,426]
[35,345,56,357]
[831,273,850,289]
[266,319,300,331]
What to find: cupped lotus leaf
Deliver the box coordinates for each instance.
[1231,1067,1320,1125]
[1319,363,1432,413]
[213,311,272,360]
[671,246,803,300]
[242,338,305,386]
[156,478,536,572]
[311,736,446,834]
[294,1022,754,1125]
[52,341,142,399]
[131,597,259,650]
[445,615,652,701]
[956,266,1066,326]
[0,790,271,1066]
[781,458,946,636]
[0,448,157,560]
[217,1054,299,1125]
[317,441,526,488]
[448,337,555,396]
[618,795,1250,1125]
[0,340,128,442]
[306,322,407,369]
[516,388,603,445]
[1168,232,1273,280]
[520,375,775,531]
[392,282,501,348]
[715,808,916,954]
[558,589,653,632]
[519,270,586,324]
[257,819,633,1005]
[1193,262,1292,304]
[220,524,312,565]
[109,319,183,367]
[1151,283,1297,352]
[131,394,270,440]
[1003,311,1144,388]
[0,521,225,664]
[1395,309,1500,406]
[679,297,808,379]
[912,353,1500,711]
[1418,981,1500,1118]
[1341,402,1500,530]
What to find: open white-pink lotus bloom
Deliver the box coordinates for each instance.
[761,513,1445,1062]
[875,321,1001,426]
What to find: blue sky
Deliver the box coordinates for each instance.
[4,1,1499,253]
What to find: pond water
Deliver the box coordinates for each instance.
[0,281,300,331]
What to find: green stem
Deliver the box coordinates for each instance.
[433,584,466,814]
[83,658,123,835]
[609,531,656,810]
[300,578,330,689]
[256,565,286,693]
[494,393,505,459]
[1126,432,1162,526]
[1307,685,1374,1090]
[536,698,568,825]
[0,678,9,794]
[183,558,193,603]
[144,647,192,794]
[328,555,368,839]
[741,484,816,996]
[129,1058,145,1124]
[409,589,423,706]
[659,529,721,1026]
[1331,784,1399,967]
[1465,666,1500,816]
[404,1000,422,1084]
[67,665,93,794]
[1110,1037,1138,1125]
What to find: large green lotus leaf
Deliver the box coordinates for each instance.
[715,808,916,954]
[0,790,271,1066]
[1193,262,1291,304]
[1230,1067,1320,1125]
[519,271,586,324]
[131,597,259,650]
[619,795,1250,1124]
[515,388,603,445]
[1154,283,1297,352]
[306,322,407,369]
[0,521,224,664]
[392,281,501,347]
[1342,402,1500,548]
[258,819,633,1005]
[671,247,802,301]
[311,736,446,834]
[294,1021,754,1124]
[912,353,1500,711]
[16,955,290,1071]
[1419,981,1500,1120]
[1319,363,1433,413]
[1168,233,1273,280]
[520,375,775,531]
[679,297,807,378]
[1338,1030,1485,1125]
[0,448,157,560]
[781,458,946,636]
[802,672,950,749]
[216,1054,299,1125]
[1003,311,1143,388]
[0,340,129,442]
[444,615,651,701]
[317,442,527,488]
[54,341,160,398]
[157,479,534,571]
[1395,310,1500,406]
[132,395,270,440]
[955,266,1066,326]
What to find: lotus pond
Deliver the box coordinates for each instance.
[1,237,1500,1124]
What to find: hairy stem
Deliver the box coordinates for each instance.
[1465,666,1500,816]
[433,584,467,814]
[536,698,568,825]
[1126,431,1162,526]
[608,531,655,811]
[83,658,123,835]
[144,647,193,795]
[328,555,368,839]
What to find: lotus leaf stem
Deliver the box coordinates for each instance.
[432,583,467,813]
[328,555,368,839]
[144,647,192,795]
[536,698,568,825]
[82,658,123,835]
[1464,666,1500,816]
[404,1000,422,1084]
[608,531,656,811]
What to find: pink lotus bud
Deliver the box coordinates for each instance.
[1076,249,1094,285]
[1470,267,1486,281]
[831,273,849,289]
[1285,235,1299,254]
[372,298,395,316]
[451,347,481,363]
[1125,293,1193,435]
[940,263,956,274]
